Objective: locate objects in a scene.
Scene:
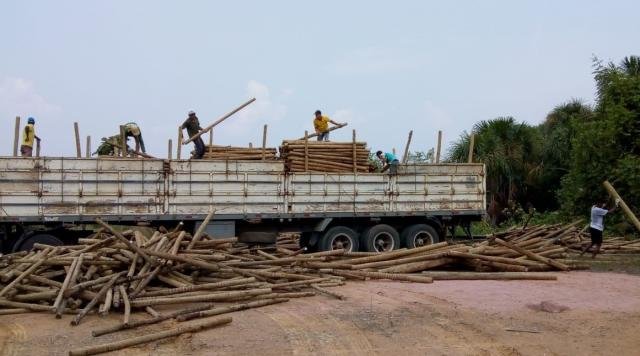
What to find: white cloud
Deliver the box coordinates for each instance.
[227,80,288,135]
[0,77,61,119]
[327,46,427,75]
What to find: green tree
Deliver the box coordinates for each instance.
[448,117,542,224]
[559,56,640,219]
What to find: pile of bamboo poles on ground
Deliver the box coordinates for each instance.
[0,219,591,354]
[202,145,277,160]
[279,140,370,173]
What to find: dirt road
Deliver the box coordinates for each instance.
[1,271,639,356]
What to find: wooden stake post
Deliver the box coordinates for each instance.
[35,140,41,157]
[168,139,173,160]
[304,131,309,172]
[119,125,126,157]
[74,122,82,158]
[402,130,413,164]
[468,133,475,163]
[183,98,256,145]
[262,124,268,161]
[298,123,348,140]
[177,127,182,159]
[603,180,640,233]
[208,130,213,155]
[435,130,443,163]
[86,136,91,158]
[13,116,20,157]
[352,130,357,173]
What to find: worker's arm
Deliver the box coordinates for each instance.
[329,119,343,126]
[380,164,389,173]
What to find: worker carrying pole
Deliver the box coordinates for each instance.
[122,122,146,153]
[180,111,205,159]
[313,110,345,142]
[20,117,41,157]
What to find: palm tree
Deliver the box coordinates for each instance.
[448,117,542,224]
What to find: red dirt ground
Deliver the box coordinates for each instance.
[1,271,639,356]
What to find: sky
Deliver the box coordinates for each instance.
[1,1,638,158]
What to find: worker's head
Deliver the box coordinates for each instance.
[27,117,35,125]
[188,110,196,117]
[376,151,384,160]
[314,110,321,118]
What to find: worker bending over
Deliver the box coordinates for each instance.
[20,117,41,157]
[123,122,146,153]
[181,110,205,159]
[313,110,343,141]
[376,150,399,175]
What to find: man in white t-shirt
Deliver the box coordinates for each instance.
[581,198,620,258]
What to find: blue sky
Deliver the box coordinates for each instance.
[1,1,638,158]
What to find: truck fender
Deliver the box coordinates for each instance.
[313,218,333,232]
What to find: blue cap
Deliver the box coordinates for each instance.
[27,117,35,124]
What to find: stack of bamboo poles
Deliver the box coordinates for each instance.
[279,140,371,173]
[202,145,277,160]
[0,219,592,354]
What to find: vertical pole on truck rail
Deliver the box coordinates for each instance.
[262,124,268,161]
[119,125,126,157]
[304,130,309,172]
[603,180,640,232]
[352,129,357,173]
[74,122,82,158]
[86,136,91,158]
[177,127,182,160]
[13,116,20,157]
[248,142,253,148]
[402,130,413,164]
[435,130,442,163]
[36,139,41,157]
[168,139,173,160]
[392,148,396,155]
[208,130,213,155]
[468,133,475,163]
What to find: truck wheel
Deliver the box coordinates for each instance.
[319,226,359,252]
[401,224,439,248]
[360,224,400,252]
[12,233,63,252]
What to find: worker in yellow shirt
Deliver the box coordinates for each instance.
[313,110,343,141]
[20,117,41,157]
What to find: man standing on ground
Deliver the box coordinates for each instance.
[581,198,620,258]
[122,122,146,153]
[20,117,41,157]
[313,110,343,141]
[376,150,399,175]
[181,111,205,159]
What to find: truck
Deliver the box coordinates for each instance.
[0,156,486,253]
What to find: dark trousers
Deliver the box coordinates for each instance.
[194,137,205,159]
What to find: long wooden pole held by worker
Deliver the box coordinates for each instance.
[13,116,20,157]
[603,180,640,232]
[298,123,348,140]
[402,130,413,164]
[183,98,256,145]
[74,122,82,158]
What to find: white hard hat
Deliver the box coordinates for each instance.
[188,110,196,115]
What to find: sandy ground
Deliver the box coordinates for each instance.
[1,271,640,356]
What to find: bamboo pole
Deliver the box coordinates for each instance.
[86,136,91,158]
[176,298,287,322]
[167,139,172,160]
[13,116,20,156]
[70,316,232,356]
[36,139,41,157]
[209,129,213,155]
[74,122,82,158]
[304,130,309,172]
[467,133,475,163]
[421,271,557,280]
[183,98,256,144]
[187,210,215,249]
[298,123,348,140]
[262,124,268,161]
[119,285,131,326]
[435,130,442,163]
[177,126,182,159]
[603,180,640,232]
[352,129,357,173]
[402,130,413,164]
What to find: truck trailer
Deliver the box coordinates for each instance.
[0,157,486,253]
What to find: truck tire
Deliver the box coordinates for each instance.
[360,224,400,252]
[319,226,359,252]
[401,224,439,248]
[12,233,63,252]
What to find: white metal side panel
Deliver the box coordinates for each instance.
[168,160,285,215]
[0,157,165,218]
[287,173,392,214]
